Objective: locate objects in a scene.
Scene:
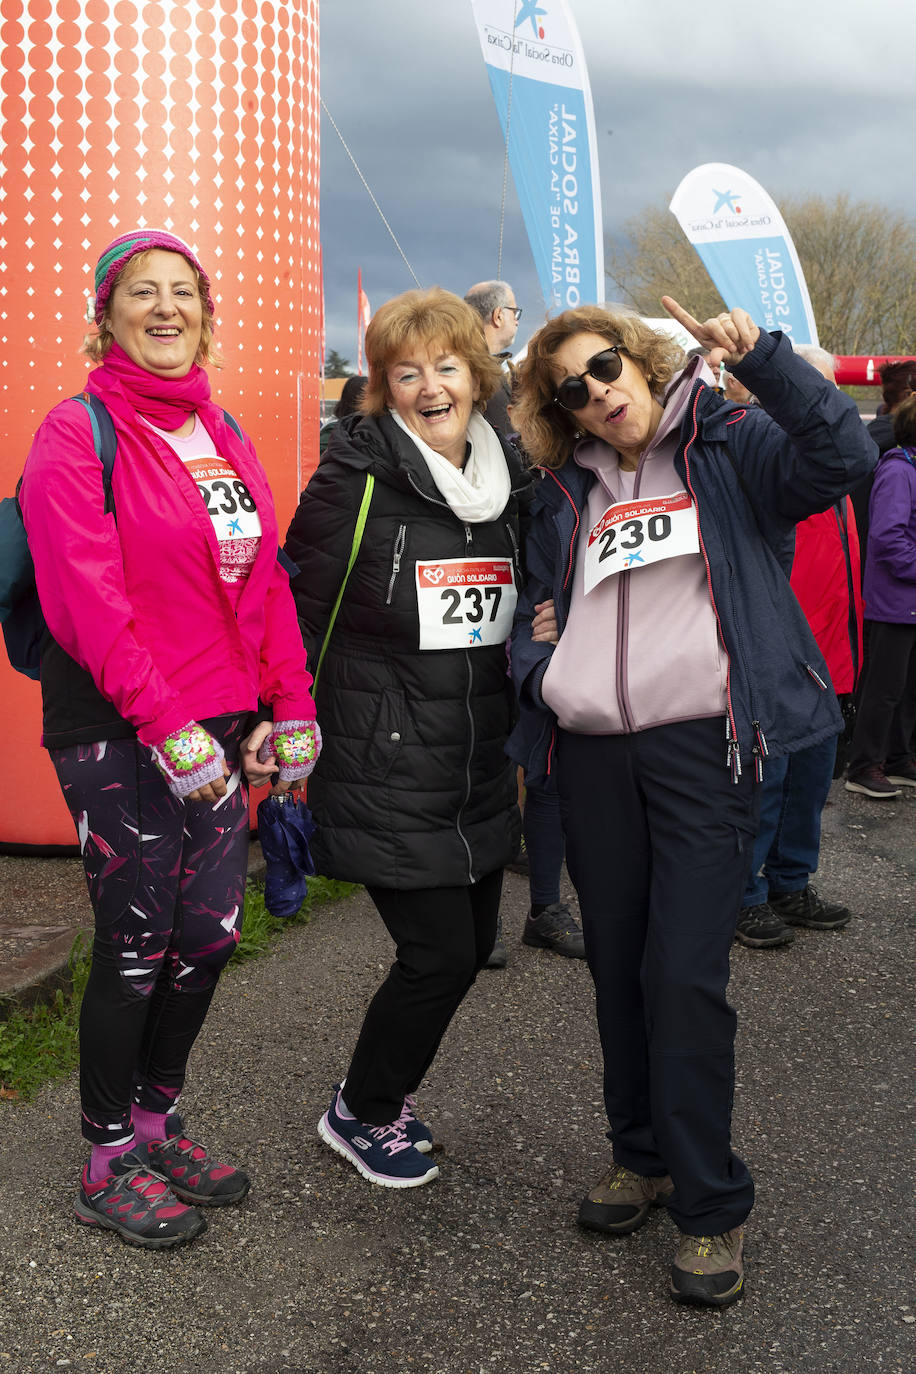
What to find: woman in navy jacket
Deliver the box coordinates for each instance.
[508,297,875,1307]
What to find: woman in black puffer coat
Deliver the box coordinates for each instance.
[284,288,530,1189]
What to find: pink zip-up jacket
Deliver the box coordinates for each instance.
[20,374,315,748]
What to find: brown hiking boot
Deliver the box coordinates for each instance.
[578,1162,674,1234]
[670,1227,745,1307]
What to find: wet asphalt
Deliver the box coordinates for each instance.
[0,779,913,1374]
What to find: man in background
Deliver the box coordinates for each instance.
[464,280,521,433]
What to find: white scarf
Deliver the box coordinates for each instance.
[390,408,511,523]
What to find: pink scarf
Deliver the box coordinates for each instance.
[86,343,211,430]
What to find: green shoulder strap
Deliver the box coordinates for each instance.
[312,472,374,690]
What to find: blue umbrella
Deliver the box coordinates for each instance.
[257,793,317,918]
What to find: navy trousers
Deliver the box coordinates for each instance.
[523,783,566,907]
[557,718,759,1236]
[742,734,838,907]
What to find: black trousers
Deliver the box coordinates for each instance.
[557,718,759,1236]
[849,620,916,773]
[343,870,503,1125]
[50,723,249,1147]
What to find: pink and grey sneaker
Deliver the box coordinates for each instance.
[129,1127,250,1207]
[74,1160,207,1249]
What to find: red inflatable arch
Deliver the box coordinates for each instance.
[0,0,322,848]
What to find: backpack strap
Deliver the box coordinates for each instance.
[222,409,244,441]
[312,472,375,691]
[72,392,118,515]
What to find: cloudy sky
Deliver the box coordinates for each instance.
[318,0,914,363]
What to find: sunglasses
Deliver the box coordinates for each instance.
[505,305,523,321]
[553,346,623,411]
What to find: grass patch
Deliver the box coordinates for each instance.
[0,935,90,1102]
[0,874,358,1102]
[231,875,359,964]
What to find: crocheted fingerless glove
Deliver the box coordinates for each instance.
[257,719,322,782]
[151,721,226,799]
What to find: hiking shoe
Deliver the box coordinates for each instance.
[886,757,916,787]
[578,1163,674,1235]
[769,884,851,930]
[74,1161,207,1249]
[395,1093,434,1154]
[506,838,529,876]
[734,902,794,948]
[129,1132,250,1206]
[485,915,507,969]
[317,1086,439,1188]
[845,766,901,798]
[670,1227,745,1307]
[522,902,586,959]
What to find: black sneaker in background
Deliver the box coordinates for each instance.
[506,838,529,876]
[734,903,794,948]
[885,756,916,787]
[522,902,586,959]
[768,885,851,930]
[484,915,507,969]
[845,766,902,798]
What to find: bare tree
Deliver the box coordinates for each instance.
[609,194,916,356]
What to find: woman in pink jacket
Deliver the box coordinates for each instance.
[20,230,320,1250]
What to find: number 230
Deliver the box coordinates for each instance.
[598,513,671,562]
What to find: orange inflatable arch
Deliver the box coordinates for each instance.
[0,0,322,848]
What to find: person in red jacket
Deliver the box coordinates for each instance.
[735,345,863,947]
[20,230,320,1248]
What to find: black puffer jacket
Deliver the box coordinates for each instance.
[284,412,530,889]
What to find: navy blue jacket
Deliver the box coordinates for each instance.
[509,331,878,787]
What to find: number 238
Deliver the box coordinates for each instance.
[197,479,256,516]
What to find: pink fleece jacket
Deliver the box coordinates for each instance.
[541,360,729,734]
[20,375,315,747]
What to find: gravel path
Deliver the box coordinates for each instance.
[0,781,912,1373]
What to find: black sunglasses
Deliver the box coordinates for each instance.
[554,346,623,411]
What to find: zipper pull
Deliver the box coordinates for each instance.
[752,746,764,782]
[805,663,829,690]
[752,720,768,756]
[728,735,742,782]
[465,523,473,552]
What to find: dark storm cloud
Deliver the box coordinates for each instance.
[319,0,915,358]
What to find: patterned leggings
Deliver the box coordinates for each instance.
[51,721,249,1147]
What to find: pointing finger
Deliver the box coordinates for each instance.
[660,296,702,335]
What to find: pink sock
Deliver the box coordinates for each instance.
[132,1104,170,1145]
[88,1141,132,1185]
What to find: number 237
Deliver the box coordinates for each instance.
[440,586,502,624]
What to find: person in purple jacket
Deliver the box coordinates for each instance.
[845,394,916,797]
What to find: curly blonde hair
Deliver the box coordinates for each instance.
[361,287,503,416]
[82,248,220,367]
[512,306,686,469]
